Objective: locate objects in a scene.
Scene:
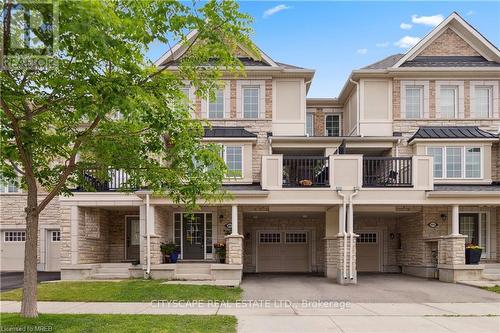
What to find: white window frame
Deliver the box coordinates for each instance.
[51,230,61,242]
[324,114,341,137]
[4,231,26,242]
[242,86,260,119]
[0,177,21,193]
[306,112,314,136]
[473,86,493,118]
[223,145,243,179]
[404,86,424,119]
[236,80,265,119]
[426,146,483,180]
[207,88,225,119]
[401,80,429,119]
[470,81,499,119]
[436,81,464,119]
[439,85,459,119]
[459,210,490,258]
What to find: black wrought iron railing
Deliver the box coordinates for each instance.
[363,157,412,187]
[282,156,329,187]
[76,168,136,191]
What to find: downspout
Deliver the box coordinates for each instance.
[146,193,151,276]
[349,78,361,136]
[348,188,359,280]
[336,188,348,280]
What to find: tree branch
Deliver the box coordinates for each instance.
[7,159,25,176]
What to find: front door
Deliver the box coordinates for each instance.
[126,216,140,260]
[459,213,479,245]
[182,213,205,259]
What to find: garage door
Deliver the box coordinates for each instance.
[46,230,61,271]
[257,231,309,272]
[356,232,380,272]
[1,230,25,271]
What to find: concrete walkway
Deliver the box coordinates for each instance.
[2,301,499,332]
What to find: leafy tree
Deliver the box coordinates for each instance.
[1,0,254,317]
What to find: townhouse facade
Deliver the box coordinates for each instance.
[1,13,499,285]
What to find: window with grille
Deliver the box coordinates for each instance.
[474,86,492,118]
[440,86,458,118]
[0,178,20,193]
[208,89,224,118]
[259,232,281,243]
[224,146,243,178]
[51,230,61,242]
[4,231,26,242]
[427,146,482,179]
[405,86,423,119]
[243,86,260,118]
[325,115,340,137]
[446,147,462,178]
[357,233,377,243]
[285,232,307,243]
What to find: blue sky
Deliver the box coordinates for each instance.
[147,1,500,98]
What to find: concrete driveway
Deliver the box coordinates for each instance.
[0,272,60,291]
[241,273,500,303]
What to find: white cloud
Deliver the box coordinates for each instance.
[400,22,413,30]
[466,10,476,16]
[394,36,421,48]
[356,48,368,55]
[263,4,291,18]
[411,14,444,27]
[376,42,390,48]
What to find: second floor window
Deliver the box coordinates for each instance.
[0,179,20,193]
[474,86,492,118]
[325,115,340,137]
[427,146,482,179]
[306,113,314,136]
[243,86,260,118]
[224,146,243,178]
[405,86,423,119]
[208,89,224,118]
[440,86,458,118]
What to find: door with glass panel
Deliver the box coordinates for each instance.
[126,216,140,260]
[459,213,479,245]
[182,213,205,259]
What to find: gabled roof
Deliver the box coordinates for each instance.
[408,126,498,143]
[393,12,500,68]
[204,127,257,138]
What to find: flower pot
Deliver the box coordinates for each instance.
[219,258,225,264]
[170,252,179,263]
[465,248,482,264]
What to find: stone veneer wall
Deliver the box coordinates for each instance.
[77,208,109,264]
[242,214,325,273]
[354,215,399,272]
[0,194,62,265]
[107,210,139,263]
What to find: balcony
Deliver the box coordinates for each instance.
[262,154,433,191]
[75,168,135,191]
[282,156,329,188]
[362,157,412,188]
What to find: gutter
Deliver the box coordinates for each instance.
[336,189,348,280]
[145,193,151,276]
[347,188,359,280]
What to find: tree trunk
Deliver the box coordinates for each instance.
[20,184,39,318]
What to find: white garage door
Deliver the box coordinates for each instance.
[46,230,61,271]
[356,232,380,272]
[1,230,25,271]
[257,231,309,272]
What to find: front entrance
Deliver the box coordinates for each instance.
[182,213,205,259]
[125,216,140,261]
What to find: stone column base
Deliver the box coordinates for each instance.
[324,235,357,285]
[438,264,485,283]
[438,235,467,266]
[225,234,244,265]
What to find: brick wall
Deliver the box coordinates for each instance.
[420,28,480,56]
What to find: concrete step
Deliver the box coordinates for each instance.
[174,273,213,281]
[92,273,130,280]
[175,264,211,275]
[98,263,132,267]
[95,268,130,274]
[482,273,500,280]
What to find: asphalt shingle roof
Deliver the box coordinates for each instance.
[362,54,404,70]
[408,126,498,143]
[204,127,257,138]
[401,56,500,67]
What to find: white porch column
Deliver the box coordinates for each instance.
[451,205,460,235]
[231,205,239,235]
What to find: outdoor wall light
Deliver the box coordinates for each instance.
[440,214,447,222]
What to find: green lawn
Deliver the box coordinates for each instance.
[0,280,242,302]
[0,313,236,333]
[482,285,500,294]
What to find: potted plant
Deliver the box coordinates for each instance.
[160,242,179,263]
[214,241,226,263]
[465,243,482,265]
